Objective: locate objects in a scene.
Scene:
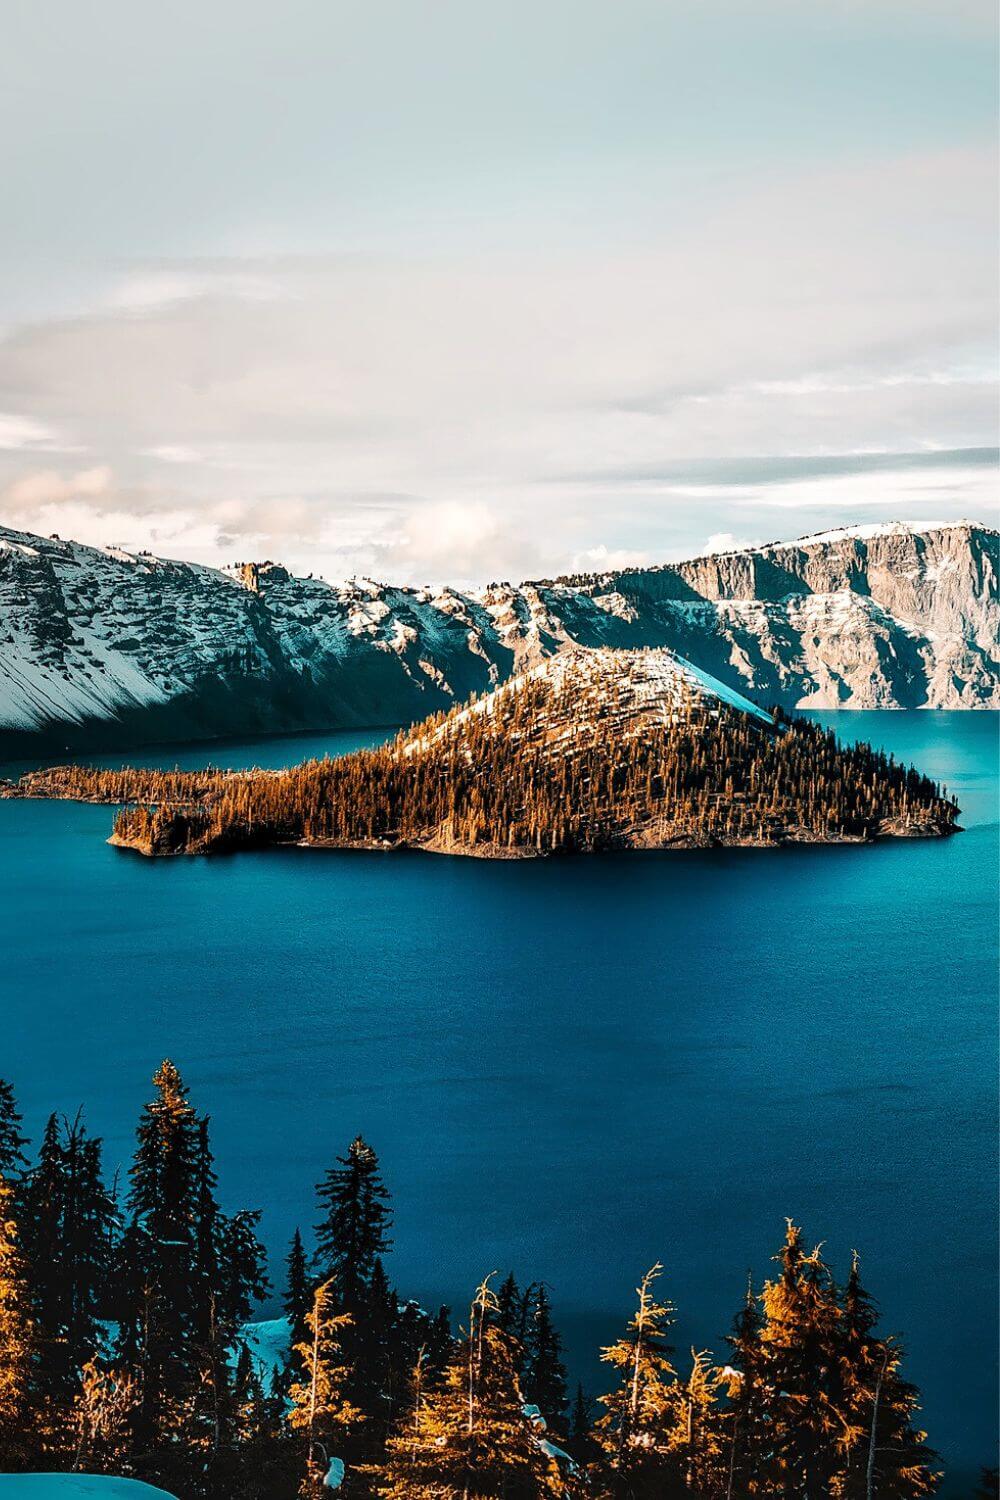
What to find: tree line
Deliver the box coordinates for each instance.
[3,657,958,856]
[2,1065,987,1499]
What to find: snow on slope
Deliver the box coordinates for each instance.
[0,1479,177,1499]
[238,1315,290,1385]
[405,645,773,760]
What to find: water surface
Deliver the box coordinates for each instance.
[2,712,996,1488]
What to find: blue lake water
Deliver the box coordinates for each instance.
[1,712,997,1488]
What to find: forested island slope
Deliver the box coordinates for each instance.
[2,648,958,857]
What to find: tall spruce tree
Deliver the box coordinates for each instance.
[424,1303,457,1389]
[567,1383,601,1469]
[496,1272,535,1373]
[21,1110,116,1427]
[314,1136,392,1306]
[285,1229,311,1354]
[523,1284,568,1434]
[0,1080,27,1181]
[115,1059,266,1492]
[116,1059,203,1452]
[314,1135,393,1425]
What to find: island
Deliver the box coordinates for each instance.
[0,647,960,857]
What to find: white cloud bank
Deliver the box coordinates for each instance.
[0,123,995,582]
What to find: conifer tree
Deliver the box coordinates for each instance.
[722,1272,768,1495]
[288,1278,362,1498]
[670,1348,727,1496]
[757,1220,846,1497]
[833,1253,940,1498]
[116,1059,203,1451]
[496,1272,535,1370]
[0,1176,32,1466]
[314,1136,392,1307]
[597,1263,681,1493]
[22,1110,116,1421]
[0,1080,28,1180]
[285,1229,311,1353]
[424,1303,457,1388]
[567,1384,601,1470]
[523,1284,568,1434]
[115,1059,266,1490]
[379,1274,562,1499]
[315,1135,393,1424]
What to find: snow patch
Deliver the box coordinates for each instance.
[0,1480,177,1500]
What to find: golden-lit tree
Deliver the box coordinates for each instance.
[0,1176,32,1466]
[288,1279,362,1498]
[379,1274,564,1499]
[596,1262,682,1495]
[71,1360,137,1474]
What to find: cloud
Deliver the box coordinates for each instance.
[0,140,994,580]
[0,413,66,452]
[704,533,746,554]
[4,465,113,510]
[372,500,544,585]
[569,544,653,572]
[108,271,291,313]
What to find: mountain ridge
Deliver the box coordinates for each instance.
[0,518,997,754]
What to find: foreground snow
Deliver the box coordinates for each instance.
[0,1480,177,1500]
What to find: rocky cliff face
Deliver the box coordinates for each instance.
[0,520,996,752]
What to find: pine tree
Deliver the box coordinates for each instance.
[288,1279,362,1498]
[314,1135,393,1426]
[597,1263,681,1494]
[757,1220,846,1498]
[722,1272,768,1496]
[523,1284,568,1434]
[115,1059,265,1492]
[567,1383,600,1469]
[357,1254,400,1435]
[284,1228,311,1364]
[669,1348,727,1496]
[424,1303,456,1388]
[314,1135,392,1308]
[116,1059,203,1452]
[832,1253,940,1498]
[0,1176,32,1466]
[0,1079,28,1180]
[496,1272,535,1371]
[21,1110,116,1424]
[379,1275,562,1498]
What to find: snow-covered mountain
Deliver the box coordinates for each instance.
[0,519,996,752]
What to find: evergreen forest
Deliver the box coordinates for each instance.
[0,1065,983,1499]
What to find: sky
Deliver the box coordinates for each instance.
[0,0,997,585]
